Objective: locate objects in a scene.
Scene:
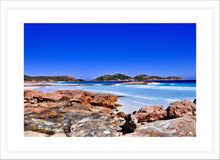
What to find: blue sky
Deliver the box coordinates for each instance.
[24,23,196,80]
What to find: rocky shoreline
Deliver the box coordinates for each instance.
[24,89,196,137]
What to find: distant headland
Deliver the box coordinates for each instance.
[93,74,184,82]
[24,74,185,83]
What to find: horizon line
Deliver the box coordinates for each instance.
[24,74,196,80]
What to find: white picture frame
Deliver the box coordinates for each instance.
[0,0,219,159]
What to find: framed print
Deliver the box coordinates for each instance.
[23,22,196,138]
[0,0,219,159]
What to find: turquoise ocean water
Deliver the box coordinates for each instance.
[25,81,196,114]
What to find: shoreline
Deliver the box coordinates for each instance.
[24,89,196,137]
[24,80,196,87]
[24,81,196,114]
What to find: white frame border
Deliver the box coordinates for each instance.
[1,0,219,159]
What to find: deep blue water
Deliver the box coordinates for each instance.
[25,80,196,114]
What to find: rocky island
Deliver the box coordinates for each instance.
[24,89,196,137]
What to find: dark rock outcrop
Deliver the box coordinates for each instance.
[121,114,137,135]
[193,99,196,104]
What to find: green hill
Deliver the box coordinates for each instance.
[134,74,150,81]
[93,74,134,81]
[24,75,84,82]
[134,75,184,81]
